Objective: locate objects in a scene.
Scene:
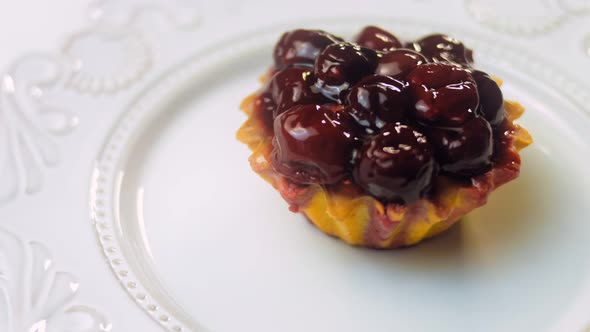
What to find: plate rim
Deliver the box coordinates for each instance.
[89,17,590,332]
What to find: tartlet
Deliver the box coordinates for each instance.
[237,26,532,248]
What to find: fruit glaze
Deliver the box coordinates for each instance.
[238,26,532,249]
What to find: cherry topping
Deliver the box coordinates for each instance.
[471,70,504,127]
[274,29,343,68]
[353,123,436,204]
[346,75,409,133]
[260,28,510,197]
[269,66,328,117]
[272,105,359,184]
[314,43,379,101]
[406,63,479,127]
[427,116,494,177]
[376,49,428,80]
[355,26,402,52]
[409,34,473,66]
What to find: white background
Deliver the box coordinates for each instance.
[0,1,85,69]
[0,1,589,332]
[0,3,173,330]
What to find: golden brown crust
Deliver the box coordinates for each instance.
[237,82,532,249]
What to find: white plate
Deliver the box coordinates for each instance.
[2,1,590,331]
[90,21,590,332]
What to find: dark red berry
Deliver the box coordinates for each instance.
[274,29,343,68]
[272,105,359,184]
[407,63,479,127]
[355,26,402,52]
[402,41,415,49]
[471,70,504,127]
[427,116,494,177]
[269,66,328,117]
[376,49,428,80]
[314,43,379,101]
[346,75,409,133]
[353,123,436,204]
[409,34,473,66]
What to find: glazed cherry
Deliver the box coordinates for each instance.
[376,49,428,80]
[346,75,409,133]
[353,123,436,204]
[427,116,494,177]
[269,66,328,117]
[272,105,359,184]
[355,26,402,52]
[314,43,379,101]
[274,29,343,68]
[406,63,479,127]
[471,70,504,127]
[409,34,473,66]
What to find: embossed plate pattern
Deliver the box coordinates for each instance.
[2,1,590,331]
[92,19,590,332]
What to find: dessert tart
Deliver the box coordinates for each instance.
[237,26,532,249]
